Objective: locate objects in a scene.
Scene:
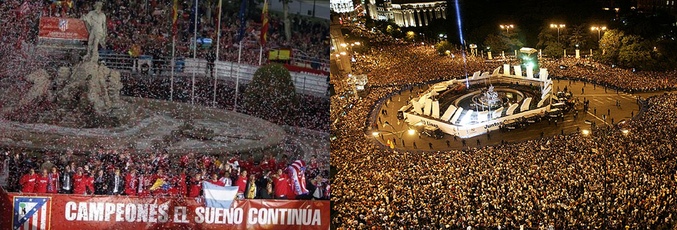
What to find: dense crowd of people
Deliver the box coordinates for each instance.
[2,147,330,200]
[0,0,328,71]
[331,38,677,228]
[542,59,677,92]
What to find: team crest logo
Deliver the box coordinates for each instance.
[13,197,51,230]
[58,19,68,32]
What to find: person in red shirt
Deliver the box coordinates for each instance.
[209,173,225,186]
[137,172,152,197]
[34,169,49,193]
[47,166,59,193]
[85,172,95,194]
[124,169,137,196]
[235,170,248,195]
[266,154,277,172]
[273,168,291,199]
[20,169,38,193]
[177,169,188,196]
[187,173,202,197]
[277,155,288,171]
[72,168,87,194]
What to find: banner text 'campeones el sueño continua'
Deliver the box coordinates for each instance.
[63,202,323,225]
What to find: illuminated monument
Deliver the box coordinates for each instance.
[367,0,446,27]
[398,53,554,138]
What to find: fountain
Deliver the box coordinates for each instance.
[0,2,285,154]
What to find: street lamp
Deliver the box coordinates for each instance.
[591,26,607,41]
[550,24,565,41]
[499,24,514,33]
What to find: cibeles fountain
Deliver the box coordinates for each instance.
[0,2,284,154]
[400,65,554,138]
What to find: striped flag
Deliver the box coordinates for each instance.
[288,160,309,195]
[172,0,179,37]
[202,182,238,209]
[13,197,51,230]
[260,0,269,46]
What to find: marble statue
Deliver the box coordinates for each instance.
[81,1,107,62]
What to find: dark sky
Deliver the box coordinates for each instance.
[448,0,612,46]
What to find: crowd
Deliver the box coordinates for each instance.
[122,75,329,131]
[542,59,677,92]
[331,39,677,228]
[2,147,330,200]
[66,0,327,68]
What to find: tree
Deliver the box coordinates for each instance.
[243,64,298,121]
[618,35,654,70]
[543,41,564,59]
[435,41,455,55]
[598,29,624,64]
[483,34,508,52]
[567,25,587,50]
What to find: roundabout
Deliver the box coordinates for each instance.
[370,75,648,151]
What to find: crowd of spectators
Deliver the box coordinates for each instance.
[542,59,677,93]
[331,39,677,228]
[52,0,328,68]
[2,147,330,200]
[122,75,328,131]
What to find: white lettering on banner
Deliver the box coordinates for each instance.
[247,208,321,225]
[136,204,148,222]
[104,203,115,221]
[148,204,158,223]
[158,203,169,223]
[62,202,321,226]
[89,202,104,221]
[65,202,76,221]
[125,203,136,222]
[77,202,88,221]
[173,206,189,223]
[194,207,204,223]
[116,203,125,221]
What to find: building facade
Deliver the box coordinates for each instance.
[367,0,446,27]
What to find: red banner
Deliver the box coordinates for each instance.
[0,192,330,230]
[38,17,88,41]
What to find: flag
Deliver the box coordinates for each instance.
[17,2,30,18]
[13,197,51,230]
[260,0,269,46]
[288,160,309,195]
[202,182,238,209]
[172,0,179,37]
[189,1,201,34]
[235,0,248,42]
[150,178,169,191]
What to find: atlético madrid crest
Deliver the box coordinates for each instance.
[13,196,52,230]
[58,19,68,32]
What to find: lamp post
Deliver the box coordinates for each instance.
[550,24,565,42]
[591,26,607,41]
[499,24,514,33]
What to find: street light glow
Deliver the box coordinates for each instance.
[354,42,361,45]
[407,129,416,135]
[582,129,590,135]
[622,129,630,135]
[340,43,347,47]
[340,51,347,56]
[372,131,379,137]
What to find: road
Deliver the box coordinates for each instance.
[370,78,668,150]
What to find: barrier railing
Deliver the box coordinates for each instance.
[98,53,328,97]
